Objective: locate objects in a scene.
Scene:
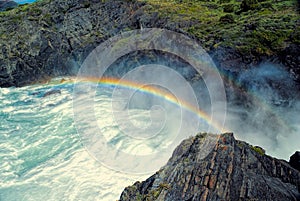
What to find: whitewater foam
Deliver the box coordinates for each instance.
[0,81,151,201]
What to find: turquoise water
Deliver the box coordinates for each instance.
[14,0,36,5]
[0,79,150,201]
[1,76,298,200]
[0,77,199,200]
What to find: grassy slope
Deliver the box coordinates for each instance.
[141,0,299,56]
[0,0,299,67]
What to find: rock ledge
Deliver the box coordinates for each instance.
[120,133,300,201]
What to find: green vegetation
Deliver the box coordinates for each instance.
[1,0,298,58]
[140,0,299,55]
[121,182,171,200]
[0,0,56,41]
[0,1,39,22]
[0,0,298,81]
[251,145,266,155]
[146,182,171,200]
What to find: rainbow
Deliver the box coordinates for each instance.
[46,71,291,135]
[54,76,228,133]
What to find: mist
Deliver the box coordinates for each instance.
[224,62,300,160]
[100,51,299,161]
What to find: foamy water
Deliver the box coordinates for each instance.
[1,75,298,200]
[0,79,153,201]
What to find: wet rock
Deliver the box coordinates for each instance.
[120,133,300,201]
[42,89,61,97]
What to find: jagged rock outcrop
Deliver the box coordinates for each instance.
[0,0,148,87]
[120,133,300,201]
[0,0,17,11]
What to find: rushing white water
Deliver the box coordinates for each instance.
[2,72,298,200]
[0,78,155,201]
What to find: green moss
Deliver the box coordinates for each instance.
[138,182,172,200]
[135,193,143,201]
[183,157,189,163]
[94,31,104,38]
[251,145,265,155]
[237,142,244,149]
[0,33,6,39]
[18,3,31,12]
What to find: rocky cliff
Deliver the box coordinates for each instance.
[0,0,17,11]
[0,0,299,87]
[120,133,300,201]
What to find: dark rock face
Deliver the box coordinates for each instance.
[0,0,299,88]
[0,0,149,87]
[120,133,300,201]
[290,151,300,172]
[0,0,17,11]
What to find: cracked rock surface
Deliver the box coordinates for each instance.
[120,133,300,201]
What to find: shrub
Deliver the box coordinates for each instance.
[240,0,259,12]
[223,3,235,13]
[219,14,235,23]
